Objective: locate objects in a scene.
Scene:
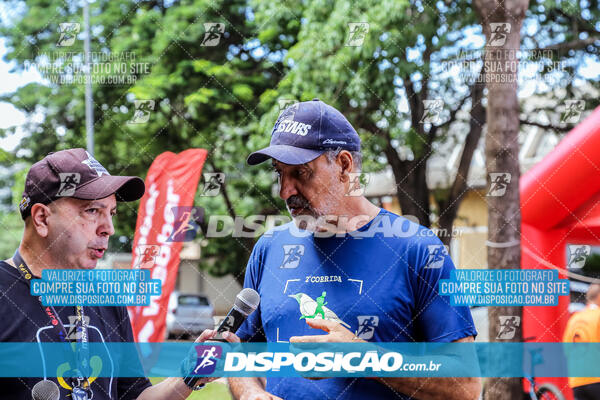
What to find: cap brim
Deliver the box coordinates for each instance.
[247,145,324,165]
[73,175,145,202]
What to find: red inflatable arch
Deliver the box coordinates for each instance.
[520,106,600,399]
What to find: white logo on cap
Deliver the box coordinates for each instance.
[274,119,312,136]
[323,139,347,145]
[273,103,312,136]
[81,151,110,177]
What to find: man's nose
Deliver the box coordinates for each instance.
[99,213,115,237]
[279,175,298,201]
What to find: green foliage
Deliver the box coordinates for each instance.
[583,253,600,275]
[520,0,600,116]
[0,211,23,259]
[0,166,28,258]
[251,0,478,145]
[0,0,288,276]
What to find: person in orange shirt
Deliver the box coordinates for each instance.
[563,283,600,400]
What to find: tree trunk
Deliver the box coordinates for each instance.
[472,0,528,399]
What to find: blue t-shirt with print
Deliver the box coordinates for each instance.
[236,209,477,400]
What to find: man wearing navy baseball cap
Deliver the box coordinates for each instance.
[230,100,481,400]
[247,99,366,232]
[247,98,361,166]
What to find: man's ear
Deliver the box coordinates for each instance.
[29,203,52,237]
[338,151,353,182]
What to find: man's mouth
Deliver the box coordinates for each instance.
[287,195,312,217]
[90,248,106,259]
[290,207,308,216]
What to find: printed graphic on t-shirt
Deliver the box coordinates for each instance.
[289,291,351,328]
[35,319,114,395]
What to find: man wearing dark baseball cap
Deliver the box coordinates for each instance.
[247,98,361,166]
[18,148,145,220]
[1,148,239,399]
[230,100,480,400]
[14,148,146,270]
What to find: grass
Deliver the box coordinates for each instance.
[148,377,232,400]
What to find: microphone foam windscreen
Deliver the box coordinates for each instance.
[32,380,60,400]
[234,288,260,315]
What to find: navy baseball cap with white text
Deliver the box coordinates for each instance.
[247,99,361,165]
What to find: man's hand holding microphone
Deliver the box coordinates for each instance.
[182,288,284,399]
[181,288,260,391]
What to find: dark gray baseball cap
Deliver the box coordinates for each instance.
[247,99,361,165]
[19,148,145,219]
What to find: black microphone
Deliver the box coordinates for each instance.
[182,288,260,389]
[214,288,260,340]
[32,379,60,400]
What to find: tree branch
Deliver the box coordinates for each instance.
[539,37,600,52]
[403,76,421,131]
[519,119,571,132]
[427,90,471,146]
[208,158,237,220]
[553,8,600,36]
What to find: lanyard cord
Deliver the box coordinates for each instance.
[12,249,91,390]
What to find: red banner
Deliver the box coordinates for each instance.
[128,149,207,342]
